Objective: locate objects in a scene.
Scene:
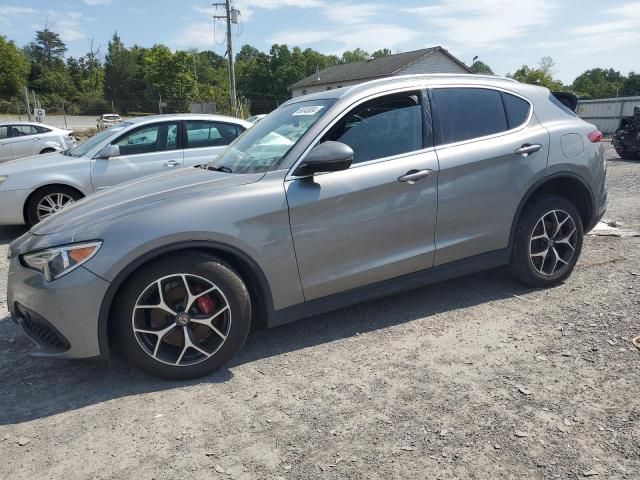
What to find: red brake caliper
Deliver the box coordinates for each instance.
[196,294,216,315]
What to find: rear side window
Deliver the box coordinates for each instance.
[432,88,507,144]
[501,92,531,129]
[186,121,241,149]
[35,125,52,133]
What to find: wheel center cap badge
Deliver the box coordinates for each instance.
[175,312,191,326]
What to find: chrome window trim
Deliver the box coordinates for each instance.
[285,85,429,180]
[429,84,534,150]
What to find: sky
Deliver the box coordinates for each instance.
[1,0,639,84]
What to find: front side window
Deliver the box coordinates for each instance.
[113,122,178,156]
[323,93,423,164]
[186,121,241,149]
[210,99,335,174]
[433,88,507,144]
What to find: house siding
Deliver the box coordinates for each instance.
[290,52,470,98]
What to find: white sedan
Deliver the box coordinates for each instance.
[0,122,76,163]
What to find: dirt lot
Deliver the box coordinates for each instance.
[0,145,638,479]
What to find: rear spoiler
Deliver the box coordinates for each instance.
[552,91,579,113]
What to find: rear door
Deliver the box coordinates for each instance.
[7,124,41,158]
[91,121,182,190]
[0,126,12,161]
[430,86,550,266]
[286,90,439,301]
[182,120,244,167]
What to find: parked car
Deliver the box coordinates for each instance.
[6,74,607,379]
[0,114,251,225]
[97,114,122,130]
[246,114,267,124]
[0,122,76,163]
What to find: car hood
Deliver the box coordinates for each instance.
[0,151,72,173]
[31,167,265,235]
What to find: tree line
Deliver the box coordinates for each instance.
[1,26,639,118]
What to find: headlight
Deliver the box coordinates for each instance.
[0,176,7,188]
[21,241,102,281]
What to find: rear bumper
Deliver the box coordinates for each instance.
[0,189,32,225]
[7,255,110,359]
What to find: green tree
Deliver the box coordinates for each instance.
[508,58,563,90]
[25,27,67,67]
[0,36,30,98]
[471,60,494,75]
[143,44,198,112]
[372,48,392,58]
[622,72,640,97]
[341,48,369,63]
[571,68,625,99]
[104,33,147,112]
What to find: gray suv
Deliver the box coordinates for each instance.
[6,75,607,379]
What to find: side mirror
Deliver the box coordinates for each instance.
[96,144,120,159]
[293,141,353,177]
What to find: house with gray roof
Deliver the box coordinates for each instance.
[288,46,472,97]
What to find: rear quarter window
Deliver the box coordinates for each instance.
[501,92,531,129]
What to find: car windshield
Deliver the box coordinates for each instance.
[209,99,336,174]
[67,122,132,157]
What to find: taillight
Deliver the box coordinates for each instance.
[587,130,602,143]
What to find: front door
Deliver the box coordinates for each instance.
[91,121,182,190]
[285,91,439,301]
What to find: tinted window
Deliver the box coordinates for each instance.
[324,94,423,164]
[501,92,530,129]
[186,121,240,149]
[0,126,7,139]
[35,125,52,133]
[549,93,577,117]
[433,88,507,144]
[113,122,178,156]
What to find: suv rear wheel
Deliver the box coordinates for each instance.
[113,252,251,380]
[511,195,583,288]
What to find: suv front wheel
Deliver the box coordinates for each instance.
[113,252,251,380]
[511,195,584,288]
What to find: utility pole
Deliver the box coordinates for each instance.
[212,0,239,116]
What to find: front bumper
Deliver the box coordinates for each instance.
[7,254,110,359]
[0,189,33,225]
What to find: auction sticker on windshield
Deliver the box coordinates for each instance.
[292,106,325,116]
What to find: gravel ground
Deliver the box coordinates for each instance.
[0,145,638,479]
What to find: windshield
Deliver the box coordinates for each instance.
[210,99,336,173]
[68,122,132,157]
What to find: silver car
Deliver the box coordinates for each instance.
[0,114,251,225]
[0,122,76,162]
[6,74,607,379]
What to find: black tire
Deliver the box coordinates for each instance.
[26,185,83,226]
[511,195,583,288]
[113,252,251,380]
[39,148,56,154]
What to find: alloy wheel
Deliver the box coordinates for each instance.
[529,209,577,276]
[132,274,231,366]
[36,193,75,221]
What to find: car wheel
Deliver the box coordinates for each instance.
[26,185,83,225]
[511,195,583,288]
[113,252,251,380]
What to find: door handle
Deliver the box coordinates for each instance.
[514,143,542,156]
[164,160,179,167]
[398,169,433,184]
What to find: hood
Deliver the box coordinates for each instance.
[0,151,72,172]
[31,166,265,235]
